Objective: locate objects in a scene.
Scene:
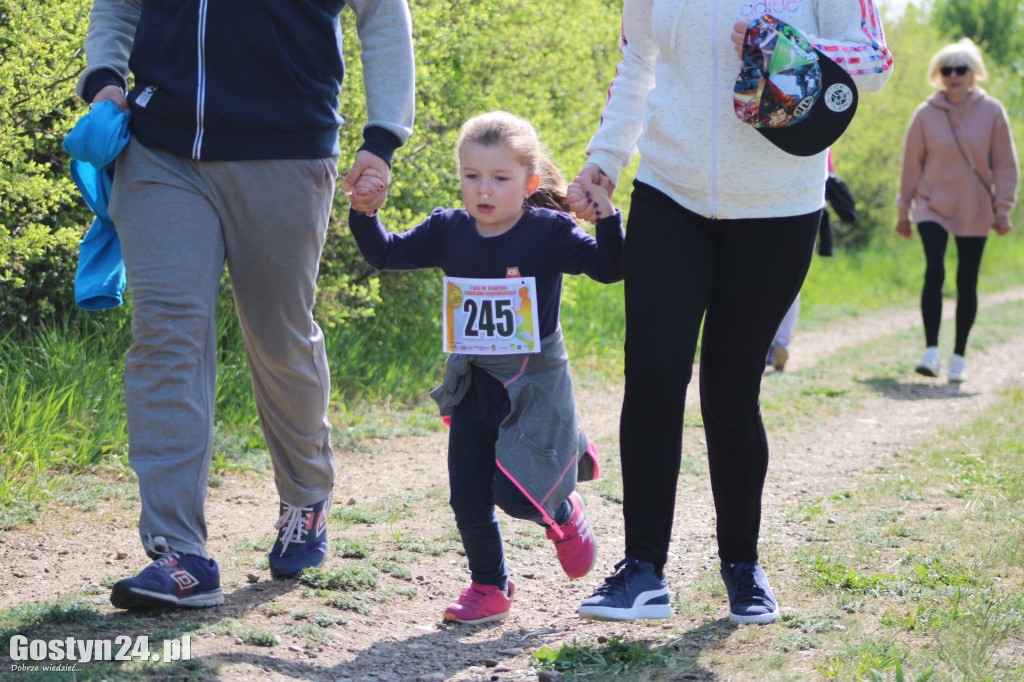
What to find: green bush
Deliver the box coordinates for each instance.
[832,7,1024,251]
[0,0,93,326]
[4,1,1023,333]
[0,0,622,338]
[318,0,623,399]
[323,0,622,340]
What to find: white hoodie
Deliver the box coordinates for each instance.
[587,0,893,219]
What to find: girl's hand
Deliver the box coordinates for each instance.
[568,181,614,225]
[895,218,913,240]
[343,150,391,213]
[995,219,1012,236]
[569,164,615,224]
[349,167,386,214]
[566,182,585,207]
[351,167,386,196]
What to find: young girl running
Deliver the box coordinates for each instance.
[348,111,623,624]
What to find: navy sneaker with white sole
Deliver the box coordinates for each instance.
[268,496,331,579]
[110,552,224,610]
[578,557,671,621]
[720,560,780,624]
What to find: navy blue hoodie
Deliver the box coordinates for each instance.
[78,0,415,163]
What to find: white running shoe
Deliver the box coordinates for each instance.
[915,347,940,377]
[948,353,967,383]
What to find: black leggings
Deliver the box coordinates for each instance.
[620,182,820,567]
[918,222,987,355]
[447,403,571,589]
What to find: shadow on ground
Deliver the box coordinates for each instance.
[196,617,738,681]
[858,377,977,401]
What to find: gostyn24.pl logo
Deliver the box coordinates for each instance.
[9,635,190,670]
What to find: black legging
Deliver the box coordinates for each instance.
[918,221,987,356]
[619,182,820,568]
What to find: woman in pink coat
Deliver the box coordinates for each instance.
[896,38,1019,383]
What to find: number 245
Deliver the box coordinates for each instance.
[463,299,514,337]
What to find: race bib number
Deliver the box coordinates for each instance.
[442,276,540,355]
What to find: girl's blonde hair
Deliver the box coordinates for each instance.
[456,111,569,212]
[927,38,987,89]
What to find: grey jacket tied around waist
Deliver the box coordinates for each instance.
[430,328,598,535]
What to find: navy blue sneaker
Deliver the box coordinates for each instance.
[578,557,671,621]
[110,551,224,610]
[720,561,780,624]
[268,496,330,579]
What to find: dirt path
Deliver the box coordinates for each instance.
[2,287,1023,681]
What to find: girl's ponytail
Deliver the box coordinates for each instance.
[526,157,570,213]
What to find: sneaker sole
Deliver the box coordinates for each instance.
[111,586,224,610]
[728,607,780,624]
[577,603,672,621]
[443,610,511,625]
[915,365,939,377]
[269,550,327,580]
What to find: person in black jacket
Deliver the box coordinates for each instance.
[76,0,415,610]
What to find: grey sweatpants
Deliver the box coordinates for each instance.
[108,139,338,558]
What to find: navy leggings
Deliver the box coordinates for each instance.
[619,182,821,568]
[447,403,570,589]
[918,222,987,355]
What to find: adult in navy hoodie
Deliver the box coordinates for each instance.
[75,0,415,610]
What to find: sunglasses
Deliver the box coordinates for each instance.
[940,65,970,77]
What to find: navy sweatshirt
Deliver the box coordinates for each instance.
[77,0,415,163]
[349,205,624,425]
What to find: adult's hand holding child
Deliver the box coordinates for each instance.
[348,166,387,215]
[569,164,615,224]
[343,150,391,214]
[567,180,614,225]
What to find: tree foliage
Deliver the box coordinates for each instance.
[828,6,947,248]
[929,0,1024,74]
[0,0,622,334]
[0,0,92,327]
[2,0,1020,335]
[323,0,621,342]
[829,5,1023,249]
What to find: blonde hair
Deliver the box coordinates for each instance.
[927,38,987,89]
[456,111,569,212]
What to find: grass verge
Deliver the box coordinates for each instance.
[531,382,1024,681]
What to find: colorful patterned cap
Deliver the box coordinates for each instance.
[734,15,858,157]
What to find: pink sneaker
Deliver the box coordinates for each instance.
[443,581,515,624]
[546,491,597,580]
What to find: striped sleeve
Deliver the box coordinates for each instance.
[584,0,656,187]
[809,0,894,94]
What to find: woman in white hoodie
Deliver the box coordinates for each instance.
[570,0,892,623]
